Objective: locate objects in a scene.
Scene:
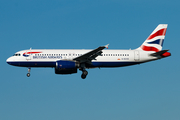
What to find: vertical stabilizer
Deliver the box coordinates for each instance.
[137,24,168,52]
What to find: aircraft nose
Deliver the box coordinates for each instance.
[6,57,13,65]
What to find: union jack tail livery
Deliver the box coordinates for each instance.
[137,24,167,52]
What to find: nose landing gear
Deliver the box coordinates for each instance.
[27,67,31,77]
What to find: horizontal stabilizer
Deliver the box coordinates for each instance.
[150,50,169,56]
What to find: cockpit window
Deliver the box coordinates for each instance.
[13,53,21,56]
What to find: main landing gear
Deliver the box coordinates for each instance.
[79,63,88,79]
[27,67,31,77]
[81,70,88,79]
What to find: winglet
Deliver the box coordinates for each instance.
[105,44,109,49]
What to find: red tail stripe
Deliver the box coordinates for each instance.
[141,45,159,52]
[147,28,167,40]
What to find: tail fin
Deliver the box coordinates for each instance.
[137,24,168,52]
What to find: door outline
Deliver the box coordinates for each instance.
[134,51,139,61]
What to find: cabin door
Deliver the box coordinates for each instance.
[134,51,139,61]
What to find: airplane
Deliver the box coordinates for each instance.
[6,24,171,79]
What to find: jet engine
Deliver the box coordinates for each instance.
[55,60,79,74]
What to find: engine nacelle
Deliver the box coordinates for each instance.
[55,60,78,74]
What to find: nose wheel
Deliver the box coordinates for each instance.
[81,70,88,79]
[27,73,30,77]
[27,67,31,77]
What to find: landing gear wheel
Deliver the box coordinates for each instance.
[83,70,88,76]
[27,67,31,77]
[81,70,88,79]
[81,74,86,79]
[27,73,30,77]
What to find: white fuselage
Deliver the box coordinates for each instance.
[6,49,157,68]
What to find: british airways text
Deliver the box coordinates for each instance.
[33,56,62,59]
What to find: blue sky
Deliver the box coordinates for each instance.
[0,0,179,120]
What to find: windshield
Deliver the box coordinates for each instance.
[13,53,21,56]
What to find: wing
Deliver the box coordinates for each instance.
[73,44,109,63]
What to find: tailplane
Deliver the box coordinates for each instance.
[137,24,168,52]
[150,49,171,58]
